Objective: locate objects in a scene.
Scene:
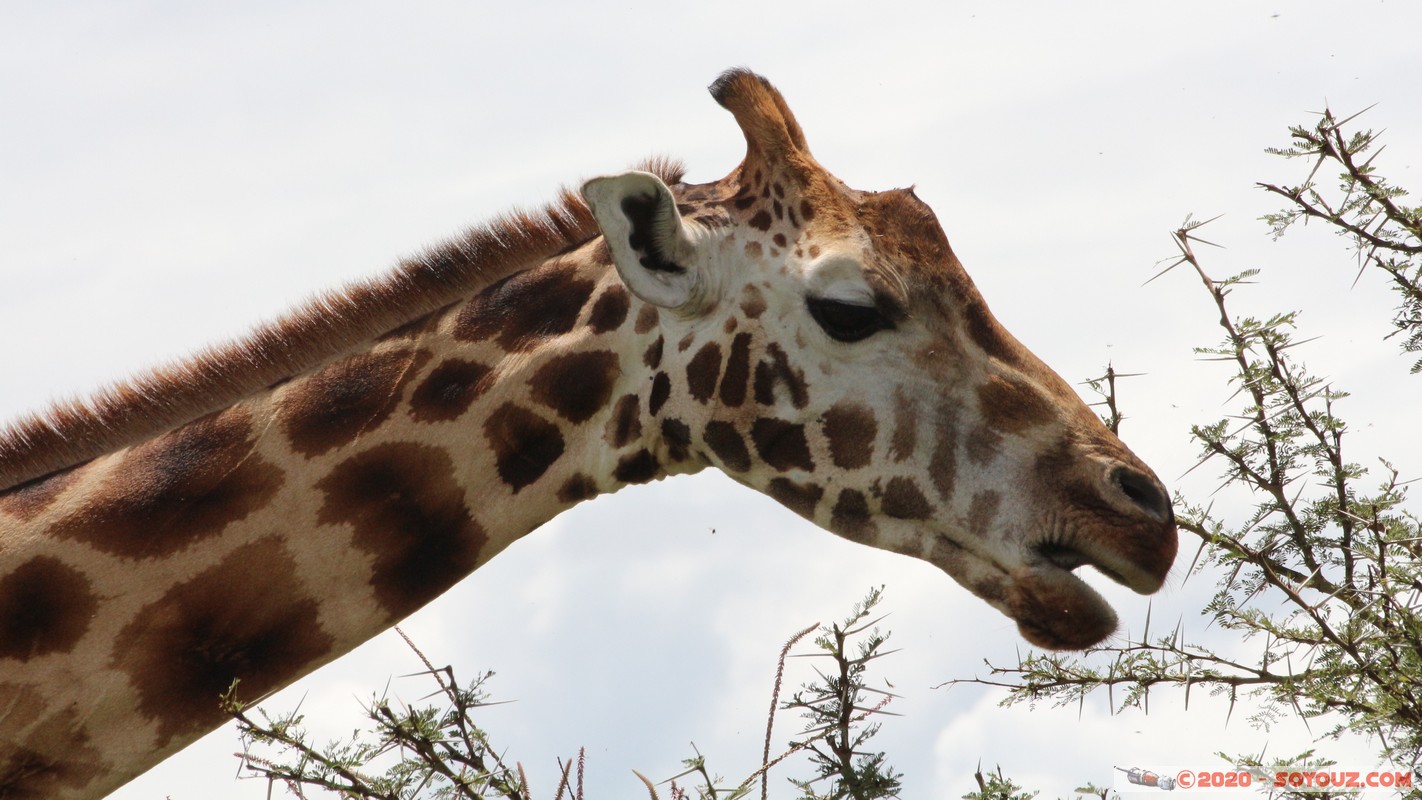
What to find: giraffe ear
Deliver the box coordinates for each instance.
[582,171,700,310]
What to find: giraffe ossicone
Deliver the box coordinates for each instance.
[0,69,1177,798]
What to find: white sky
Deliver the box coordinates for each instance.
[2,2,1419,798]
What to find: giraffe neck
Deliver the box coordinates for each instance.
[0,244,690,798]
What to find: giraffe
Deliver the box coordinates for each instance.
[0,69,1177,798]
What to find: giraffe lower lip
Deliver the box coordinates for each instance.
[1008,565,1118,650]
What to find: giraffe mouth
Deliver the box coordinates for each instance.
[997,534,1172,650]
[930,533,1118,650]
[1033,536,1167,595]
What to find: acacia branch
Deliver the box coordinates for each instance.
[1258,183,1421,255]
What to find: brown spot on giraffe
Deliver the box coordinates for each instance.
[719,333,752,407]
[978,374,1054,434]
[50,407,281,558]
[743,240,763,260]
[483,403,565,492]
[318,443,488,620]
[881,477,933,520]
[928,406,961,501]
[528,350,619,424]
[767,477,823,519]
[613,449,660,484]
[280,349,430,457]
[587,284,631,333]
[643,336,664,369]
[660,418,692,462]
[830,489,876,540]
[557,473,599,504]
[686,342,723,403]
[963,300,1020,365]
[605,393,642,448]
[454,263,595,350]
[739,284,767,318]
[649,372,672,416]
[748,210,773,231]
[889,388,917,462]
[820,402,876,470]
[752,343,808,409]
[0,466,81,522]
[967,491,1002,538]
[633,304,659,334]
[965,425,1002,467]
[750,418,814,472]
[409,358,492,423]
[113,537,334,745]
[703,420,751,472]
[0,557,97,660]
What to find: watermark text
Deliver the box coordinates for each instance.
[1114,765,1413,792]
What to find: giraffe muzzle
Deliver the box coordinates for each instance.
[1000,457,1178,649]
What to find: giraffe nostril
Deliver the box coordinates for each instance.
[1110,466,1173,524]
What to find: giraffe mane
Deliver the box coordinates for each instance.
[0,157,686,491]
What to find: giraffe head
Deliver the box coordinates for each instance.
[583,69,1176,649]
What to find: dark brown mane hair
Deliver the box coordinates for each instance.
[0,158,685,491]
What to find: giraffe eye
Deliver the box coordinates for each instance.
[806,297,893,343]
